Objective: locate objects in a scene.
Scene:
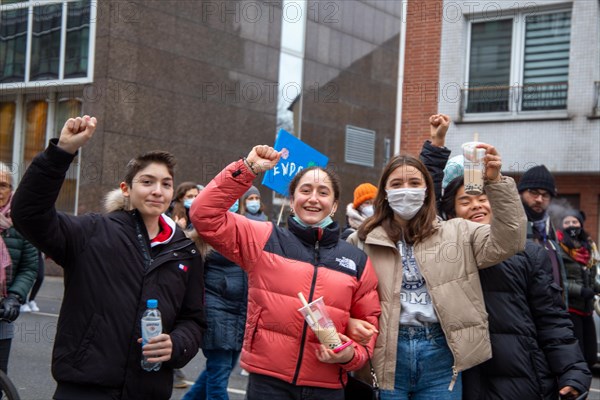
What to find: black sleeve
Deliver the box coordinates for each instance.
[419,140,451,205]
[525,244,592,394]
[11,139,95,267]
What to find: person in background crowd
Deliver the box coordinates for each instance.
[558,210,600,369]
[183,200,248,400]
[518,165,568,305]
[439,172,590,400]
[0,162,39,373]
[20,250,44,313]
[169,182,200,230]
[347,131,526,399]
[11,116,205,399]
[191,145,381,400]
[167,181,202,390]
[239,186,268,221]
[340,183,377,240]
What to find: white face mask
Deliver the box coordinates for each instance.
[360,204,374,218]
[386,188,426,220]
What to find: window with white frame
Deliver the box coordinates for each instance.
[0,91,82,213]
[464,9,572,115]
[0,0,95,87]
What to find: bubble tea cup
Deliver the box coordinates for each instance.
[462,142,486,195]
[298,296,344,351]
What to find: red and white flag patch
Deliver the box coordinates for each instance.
[178,264,188,272]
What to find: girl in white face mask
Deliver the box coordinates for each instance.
[344,138,528,400]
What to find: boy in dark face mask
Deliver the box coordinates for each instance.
[557,210,600,369]
[518,165,569,304]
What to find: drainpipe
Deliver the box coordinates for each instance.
[394,0,409,155]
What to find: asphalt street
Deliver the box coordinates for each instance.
[7,276,600,399]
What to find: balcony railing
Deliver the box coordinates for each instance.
[460,82,568,117]
[594,81,600,117]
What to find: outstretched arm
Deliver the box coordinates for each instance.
[420,114,451,207]
[190,146,281,270]
[11,117,98,266]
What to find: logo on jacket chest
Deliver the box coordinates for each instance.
[335,257,356,271]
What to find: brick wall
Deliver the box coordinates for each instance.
[400,0,443,155]
[554,174,600,243]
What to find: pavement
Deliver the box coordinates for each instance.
[9,276,248,400]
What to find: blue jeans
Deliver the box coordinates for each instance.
[245,373,344,400]
[380,324,462,400]
[182,349,241,400]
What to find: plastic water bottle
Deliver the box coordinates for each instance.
[141,299,162,371]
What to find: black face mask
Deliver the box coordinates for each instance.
[565,227,581,238]
[522,202,545,222]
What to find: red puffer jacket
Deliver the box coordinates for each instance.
[191,160,380,389]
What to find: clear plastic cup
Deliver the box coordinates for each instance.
[298,296,343,350]
[462,142,486,195]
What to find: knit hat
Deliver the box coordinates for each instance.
[243,186,260,201]
[442,155,464,191]
[563,209,586,226]
[517,165,557,197]
[353,183,377,209]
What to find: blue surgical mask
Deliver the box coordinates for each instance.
[229,200,239,213]
[246,200,261,214]
[183,198,194,209]
[293,215,333,229]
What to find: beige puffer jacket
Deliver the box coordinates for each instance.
[349,176,526,390]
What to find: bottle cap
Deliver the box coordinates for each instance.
[147,299,158,308]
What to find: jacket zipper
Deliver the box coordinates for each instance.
[292,237,321,384]
[448,366,458,390]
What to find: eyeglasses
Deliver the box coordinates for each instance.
[527,189,551,200]
[0,182,11,191]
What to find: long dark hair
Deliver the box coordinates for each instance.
[358,155,438,244]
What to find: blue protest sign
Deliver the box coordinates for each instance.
[262,129,329,196]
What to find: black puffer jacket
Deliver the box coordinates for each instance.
[462,242,591,399]
[202,250,248,351]
[11,140,205,400]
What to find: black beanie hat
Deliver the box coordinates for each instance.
[563,209,586,226]
[517,165,557,196]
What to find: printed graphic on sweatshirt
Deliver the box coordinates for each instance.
[400,243,430,305]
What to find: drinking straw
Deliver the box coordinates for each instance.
[298,292,319,323]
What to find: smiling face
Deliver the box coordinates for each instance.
[291,169,338,226]
[454,185,492,224]
[120,162,174,219]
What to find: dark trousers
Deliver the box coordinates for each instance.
[0,339,11,373]
[570,313,598,368]
[245,373,344,400]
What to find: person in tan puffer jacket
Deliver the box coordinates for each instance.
[347,130,526,399]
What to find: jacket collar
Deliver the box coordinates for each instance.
[365,226,397,249]
[364,219,442,249]
[287,216,340,247]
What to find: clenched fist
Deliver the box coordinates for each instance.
[58,115,98,154]
[245,145,281,175]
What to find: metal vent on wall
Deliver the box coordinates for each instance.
[345,125,375,167]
